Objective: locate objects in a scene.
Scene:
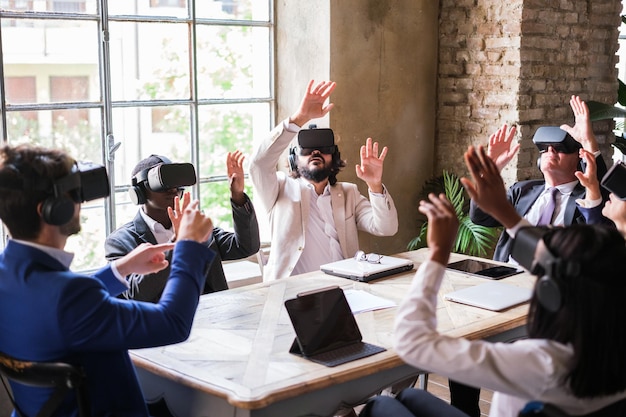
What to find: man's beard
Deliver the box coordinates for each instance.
[59,214,81,236]
[299,165,331,183]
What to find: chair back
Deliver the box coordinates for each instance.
[0,351,91,417]
[519,398,626,417]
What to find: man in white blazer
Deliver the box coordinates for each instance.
[250,80,398,281]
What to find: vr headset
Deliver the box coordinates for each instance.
[601,161,626,200]
[62,161,110,202]
[511,226,581,313]
[129,162,197,205]
[145,163,196,192]
[0,161,110,226]
[288,125,338,171]
[532,126,581,154]
[297,127,337,154]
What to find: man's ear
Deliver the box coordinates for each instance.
[36,201,44,218]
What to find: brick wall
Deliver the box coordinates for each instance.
[437,0,622,185]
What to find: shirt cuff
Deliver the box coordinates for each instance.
[506,218,533,238]
[283,119,301,133]
[369,184,388,197]
[232,194,253,212]
[576,196,602,208]
[110,262,131,288]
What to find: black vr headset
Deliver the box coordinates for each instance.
[511,226,582,313]
[532,126,582,154]
[600,161,626,200]
[128,156,197,205]
[0,161,110,226]
[288,125,338,172]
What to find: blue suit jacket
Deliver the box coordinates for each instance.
[0,239,214,417]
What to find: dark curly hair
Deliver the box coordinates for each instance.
[0,144,74,239]
[289,149,347,186]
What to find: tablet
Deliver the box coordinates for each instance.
[446,259,523,280]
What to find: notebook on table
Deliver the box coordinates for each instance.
[320,255,414,282]
[444,282,532,311]
[284,286,386,367]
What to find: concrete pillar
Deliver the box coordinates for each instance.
[276,0,439,255]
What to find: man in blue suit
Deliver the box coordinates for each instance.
[0,143,216,416]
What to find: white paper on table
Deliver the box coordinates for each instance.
[343,289,397,314]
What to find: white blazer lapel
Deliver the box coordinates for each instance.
[330,184,348,258]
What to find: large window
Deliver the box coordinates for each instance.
[0,0,273,271]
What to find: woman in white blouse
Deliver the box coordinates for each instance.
[359,146,626,417]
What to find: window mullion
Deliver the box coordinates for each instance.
[98,0,118,234]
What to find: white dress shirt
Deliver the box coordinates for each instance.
[525,181,577,226]
[292,180,344,275]
[139,208,174,244]
[394,260,626,417]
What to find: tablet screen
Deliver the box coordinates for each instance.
[446,259,523,280]
[284,287,362,356]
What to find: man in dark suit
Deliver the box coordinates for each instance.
[0,143,215,416]
[454,95,608,417]
[105,152,260,302]
[471,96,607,263]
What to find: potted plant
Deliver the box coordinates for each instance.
[407,171,499,257]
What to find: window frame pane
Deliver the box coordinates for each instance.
[0,0,274,271]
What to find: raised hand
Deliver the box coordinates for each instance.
[176,200,214,243]
[227,150,246,205]
[559,95,599,152]
[290,80,337,128]
[487,124,520,172]
[418,193,459,265]
[461,145,521,229]
[114,242,175,278]
[575,148,601,202]
[167,191,191,241]
[355,137,387,194]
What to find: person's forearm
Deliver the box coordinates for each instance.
[231,190,246,206]
[289,113,309,128]
[366,181,383,194]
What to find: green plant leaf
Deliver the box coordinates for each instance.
[443,171,466,218]
[408,171,499,256]
[457,215,499,257]
[587,100,626,121]
[407,223,428,250]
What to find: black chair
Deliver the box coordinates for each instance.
[519,398,626,417]
[0,351,91,417]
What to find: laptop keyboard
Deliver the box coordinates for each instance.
[309,342,386,367]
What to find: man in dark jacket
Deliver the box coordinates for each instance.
[105,151,260,302]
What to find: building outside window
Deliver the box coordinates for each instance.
[0,0,273,271]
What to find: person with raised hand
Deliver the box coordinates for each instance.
[249,79,397,282]
[0,143,216,416]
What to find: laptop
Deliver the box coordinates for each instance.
[447,259,524,280]
[284,286,386,367]
[320,256,414,282]
[444,282,533,311]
